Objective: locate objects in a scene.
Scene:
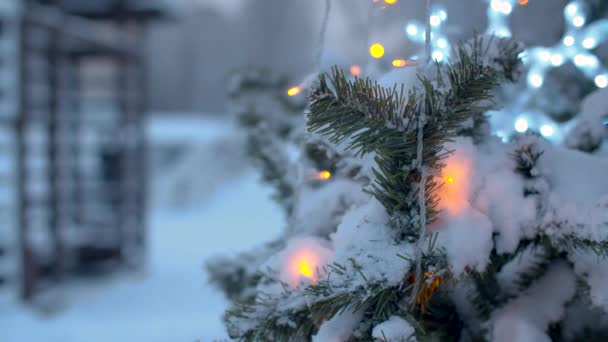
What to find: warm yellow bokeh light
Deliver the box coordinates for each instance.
[384,0,398,4]
[287,86,301,96]
[518,0,528,5]
[392,59,408,67]
[369,43,385,59]
[445,176,454,184]
[288,251,320,285]
[282,240,332,288]
[318,170,332,180]
[350,65,362,76]
[297,260,313,278]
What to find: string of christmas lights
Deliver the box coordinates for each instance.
[486,0,607,141]
[487,0,608,89]
[486,0,517,38]
[404,5,450,62]
[286,0,333,99]
[289,0,606,142]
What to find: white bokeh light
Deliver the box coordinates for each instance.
[430,15,441,27]
[406,24,418,36]
[490,0,502,12]
[432,51,444,62]
[565,2,578,15]
[515,118,529,133]
[489,0,608,91]
[538,50,551,61]
[574,54,587,66]
[437,38,448,49]
[582,37,597,49]
[595,74,608,88]
[528,73,544,88]
[540,125,554,137]
[550,54,564,66]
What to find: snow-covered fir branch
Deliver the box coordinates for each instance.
[211,35,608,341]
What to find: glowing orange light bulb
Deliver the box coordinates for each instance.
[318,170,332,180]
[369,43,385,59]
[287,86,301,97]
[289,252,319,285]
[297,260,313,278]
[350,65,362,76]
[439,155,471,215]
[392,59,408,67]
[518,0,528,5]
[282,239,332,287]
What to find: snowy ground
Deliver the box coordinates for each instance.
[2,116,284,341]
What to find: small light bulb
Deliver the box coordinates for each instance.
[515,118,529,133]
[550,54,564,66]
[437,38,448,49]
[318,170,332,180]
[582,37,597,49]
[297,260,313,278]
[563,35,575,46]
[565,2,578,15]
[574,54,586,66]
[438,10,447,20]
[406,24,418,36]
[595,75,608,88]
[491,0,502,12]
[432,51,444,62]
[445,176,454,183]
[349,65,361,76]
[287,86,301,96]
[384,0,397,4]
[392,59,408,67]
[538,50,551,61]
[585,55,599,68]
[528,73,543,88]
[430,15,441,27]
[518,0,528,5]
[572,16,585,27]
[369,43,385,59]
[540,125,554,137]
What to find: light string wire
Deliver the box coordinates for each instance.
[411,0,431,307]
[404,3,449,62]
[425,0,432,62]
[315,0,332,70]
[288,0,333,236]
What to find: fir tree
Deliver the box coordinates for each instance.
[207,67,370,304]
[210,35,608,341]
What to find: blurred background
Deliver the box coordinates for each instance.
[0,0,603,340]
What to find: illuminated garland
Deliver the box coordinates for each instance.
[288,0,606,142]
[486,0,517,38]
[488,0,608,89]
[404,5,450,62]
